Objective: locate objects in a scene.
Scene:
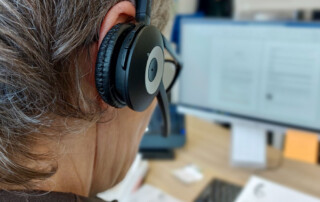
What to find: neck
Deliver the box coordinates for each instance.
[39,125,97,197]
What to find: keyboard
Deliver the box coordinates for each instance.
[194,179,242,202]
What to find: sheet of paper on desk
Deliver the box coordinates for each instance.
[172,164,203,184]
[129,184,182,202]
[235,176,320,202]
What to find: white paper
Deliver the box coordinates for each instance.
[236,176,320,202]
[129,184,182,202]
[172,164,203,184]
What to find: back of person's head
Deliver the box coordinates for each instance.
[0,0,170,191]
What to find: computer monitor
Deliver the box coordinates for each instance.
[178,19,320,167]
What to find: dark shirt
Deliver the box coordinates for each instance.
[0,190,113,202]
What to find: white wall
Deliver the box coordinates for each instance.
[235,0,320,20]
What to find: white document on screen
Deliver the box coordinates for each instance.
[235,176,320,202]
[180,22,320,130]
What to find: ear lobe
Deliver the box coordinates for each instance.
[98,1,136,47]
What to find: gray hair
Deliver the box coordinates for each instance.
[0,0,170,188]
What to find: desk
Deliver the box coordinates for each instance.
[145,116,320,201]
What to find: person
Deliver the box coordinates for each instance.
[0,0,171,201]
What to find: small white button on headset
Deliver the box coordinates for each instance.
[145,46,164,95]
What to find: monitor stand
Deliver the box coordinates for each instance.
[230,123,267,169]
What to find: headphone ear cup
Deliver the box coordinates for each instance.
[95,23,134,108]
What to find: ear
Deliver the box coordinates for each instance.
[87,1,135,102]
[98,1,136,47]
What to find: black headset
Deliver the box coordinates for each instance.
[95,0,182,137]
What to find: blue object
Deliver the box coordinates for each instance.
[139,104,186,149]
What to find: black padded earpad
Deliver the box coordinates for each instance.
[95,23,135,108]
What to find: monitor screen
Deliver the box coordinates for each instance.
[179,19,320,132]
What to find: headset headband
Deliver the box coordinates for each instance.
[136,0,152,25]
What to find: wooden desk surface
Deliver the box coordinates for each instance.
[145,116,320,201]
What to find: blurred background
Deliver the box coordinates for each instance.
[98,1,320,202]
